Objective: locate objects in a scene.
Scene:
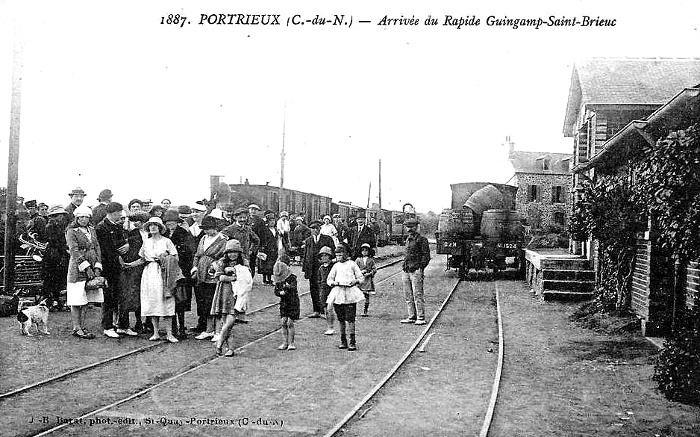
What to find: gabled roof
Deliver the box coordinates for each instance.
[509,151,571,175]
[563,58,700,136]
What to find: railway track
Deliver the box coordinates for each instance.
[2,255,405,437]
[324,278,505,437]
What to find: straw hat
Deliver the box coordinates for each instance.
[145,217,166,234]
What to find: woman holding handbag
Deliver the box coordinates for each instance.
[66,205,104,339]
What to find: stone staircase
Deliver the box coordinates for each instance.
[524,251,596,301]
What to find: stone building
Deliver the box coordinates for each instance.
[508,148,572,230]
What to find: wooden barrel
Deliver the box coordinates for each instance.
[464,185,505,216]
[480,209,524,241]
[438,208,474,238]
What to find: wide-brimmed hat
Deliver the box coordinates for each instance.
[178,205,192,216]
[24,200,37,209]
[73,205,92,218]
[162,209,182,223]
[98,189,113,201]
[47,205,67,216]
[223,239,243,254]
[145,217,166,234]
[248,204,261,211]
[318,246,334,258]
[68,187,86,197]
[200,215,218,230]
[280,211,289,218]
[272,258,292,283]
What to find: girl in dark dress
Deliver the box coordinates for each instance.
[273,254,299,350]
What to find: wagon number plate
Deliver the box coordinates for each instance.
[497,243,518,249]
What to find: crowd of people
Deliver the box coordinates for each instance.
[15,186,431,353]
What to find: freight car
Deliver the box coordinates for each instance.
[436,183,525,277]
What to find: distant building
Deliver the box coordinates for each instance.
[508,143,572,230]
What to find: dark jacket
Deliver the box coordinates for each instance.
[291,223,311,248]
[167,226,196,282]
[91,203,109,226]
[403,232,430,273]
[221,222,260,259]
[302,234,335,279]
[349,225,376,258]
[95,217,128,280]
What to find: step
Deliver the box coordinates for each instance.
[542,279,595,292]
[540,258,591,270]
[542,290,594,302]
[542,269,596,281]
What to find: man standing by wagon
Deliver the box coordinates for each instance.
[401,218,430,326]
[302,220,335,318]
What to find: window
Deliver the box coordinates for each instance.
[552,186,564,204]
[528,185,539,202]
[543,159,550,171]
[553,212,565,226]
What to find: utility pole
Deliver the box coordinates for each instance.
[4,27,22,295]
[279,103,286,215]
[366,182,371,210]
[378,159,382,210]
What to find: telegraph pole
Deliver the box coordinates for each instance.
[378,159,382,210]
[4,27,22,294]
[279,103,286,215]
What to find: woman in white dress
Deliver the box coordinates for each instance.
[139,217,181,343]
[320,215,339,247]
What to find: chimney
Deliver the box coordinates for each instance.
[506,136,514,156]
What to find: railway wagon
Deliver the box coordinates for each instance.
[436,183,525,277]
[221,182,333,223]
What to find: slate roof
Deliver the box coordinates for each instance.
[509,151,571,175]
[563,58,700,136]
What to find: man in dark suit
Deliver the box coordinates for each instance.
[349,215,376,259]
[302,221,335,317]
[95,202,132,338]
[248,204,265,277]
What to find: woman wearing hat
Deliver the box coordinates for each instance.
[42,205,70,309]
[210,239,253,356]
[139,217,182,343]
[191,216,227,338]
[66,205,103,339]
[320,215,339,247]
[120,211,151,333]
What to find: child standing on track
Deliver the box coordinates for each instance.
[317,246,336,335]
[355,243,377,317]
[326,245,365,351]
[273,254,299,350]
[211,239,252,357]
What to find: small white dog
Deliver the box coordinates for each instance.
[17,298,50,336]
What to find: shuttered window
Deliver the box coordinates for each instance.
[552,186,564,204]
[528,185,540,202]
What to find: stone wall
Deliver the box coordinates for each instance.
[515,173,572,230]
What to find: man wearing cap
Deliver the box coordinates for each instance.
[248,204,265,277]
[25,200,47,243]
[221,208,260,268]
[91,189,113,225]
[95,202,132,338]
[65,187,86,223]
[302,220,335,317]
[349,215,376,259]
[401,218,431,325]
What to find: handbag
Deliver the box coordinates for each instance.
[172,283,191,304]
[85,276,107,291]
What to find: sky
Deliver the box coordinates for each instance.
[0,0,698,213]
